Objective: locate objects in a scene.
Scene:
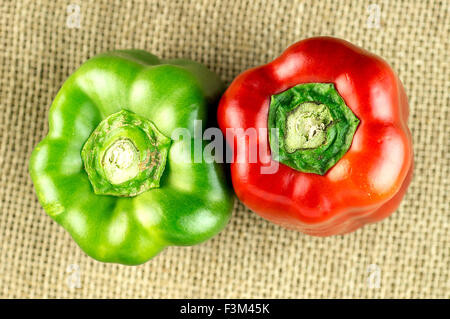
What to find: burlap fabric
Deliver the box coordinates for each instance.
[0,0,448,298]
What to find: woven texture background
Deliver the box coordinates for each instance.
[0,0,449,298]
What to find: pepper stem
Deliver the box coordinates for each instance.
[285,102,333,152]
[103,138,140,185]
[268,83,359,175]
[82,110,171,197]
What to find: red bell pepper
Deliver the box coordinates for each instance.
[218,37,413,236]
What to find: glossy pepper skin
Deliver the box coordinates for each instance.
[218,37,413,236]
[30,50,233,264]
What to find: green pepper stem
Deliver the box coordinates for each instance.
[81,110,171,197]
[102,138,140,185]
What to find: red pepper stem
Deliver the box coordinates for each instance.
[284,102,333,152]
[268,83,359,175]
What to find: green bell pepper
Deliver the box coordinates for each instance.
[30,50,234,265]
